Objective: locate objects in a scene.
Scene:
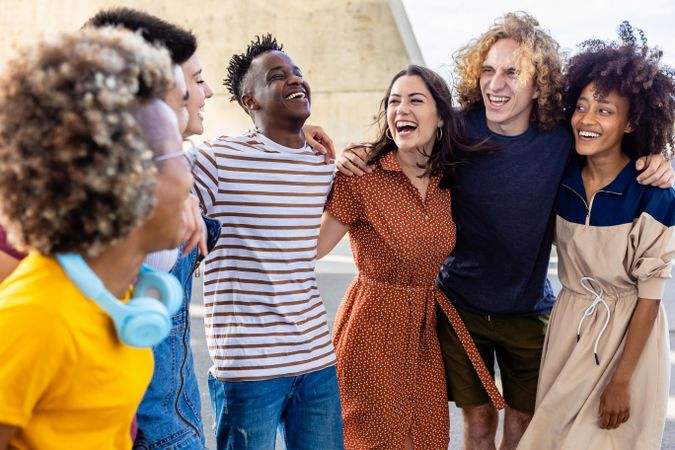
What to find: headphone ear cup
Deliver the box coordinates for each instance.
[133,271,183,316]
[118,298,172,348]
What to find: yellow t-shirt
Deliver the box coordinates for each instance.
[0,253,153,449]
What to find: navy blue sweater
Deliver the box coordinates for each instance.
[436,108,572,315]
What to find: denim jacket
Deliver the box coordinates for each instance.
[134,216,220,450]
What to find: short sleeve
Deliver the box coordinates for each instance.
[325,172,361,226]
[0,305,77,427]
[193,141,219,214]
[629,190,675,299]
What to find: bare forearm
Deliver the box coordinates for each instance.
[611,298,660,384]
[317,212,349,260]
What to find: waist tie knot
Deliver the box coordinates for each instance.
[576,277,610,365]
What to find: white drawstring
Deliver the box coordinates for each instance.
[576,277,611,365]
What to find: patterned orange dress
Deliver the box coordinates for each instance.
[326,152,456,450]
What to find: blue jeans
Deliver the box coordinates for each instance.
[208,365,344,450]
[135,215,221,450]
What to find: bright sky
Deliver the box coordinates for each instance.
[401,0,675,78]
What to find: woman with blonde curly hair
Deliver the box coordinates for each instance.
[0,27,194,449]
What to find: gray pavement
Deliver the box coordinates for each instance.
[189,239,675,449]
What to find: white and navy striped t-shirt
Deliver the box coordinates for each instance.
[193,132,336,381]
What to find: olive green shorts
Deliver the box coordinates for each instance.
[437,306,549,415]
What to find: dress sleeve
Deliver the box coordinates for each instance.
[0,305,77,427]
[629,191,675,299]
[193,141,219,214]
[325,172,361,226]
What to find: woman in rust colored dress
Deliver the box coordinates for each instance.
[318,65,495,450]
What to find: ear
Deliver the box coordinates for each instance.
[532,88,540,100]
[437,118,445,128]
[624,122,634,133]
[242,93,259,114]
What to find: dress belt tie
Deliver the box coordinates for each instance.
[576,277,611,365]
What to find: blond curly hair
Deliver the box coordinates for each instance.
[0,27,174,257]
[454,11,565,131]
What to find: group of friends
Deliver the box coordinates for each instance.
[0,7,673,450]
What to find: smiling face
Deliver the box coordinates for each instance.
[164,64,189,135]
[386,75,442,153]
[242,50,311,127]
[480,38,539,136]
[181,53,213,137]
[571,82,632,159]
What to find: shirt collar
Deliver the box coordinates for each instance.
[380,151,401,172]
[562,160,636,199]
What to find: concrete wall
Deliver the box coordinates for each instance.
[0,0,422,149]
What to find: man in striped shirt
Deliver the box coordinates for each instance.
[193,35,343,449]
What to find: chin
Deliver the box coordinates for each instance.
[186,122,204,136]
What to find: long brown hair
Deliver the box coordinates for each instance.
[366,65,492,188]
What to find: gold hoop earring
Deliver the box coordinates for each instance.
[385,128,393,140]
[436,127,443,141]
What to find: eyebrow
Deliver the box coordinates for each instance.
[389,92,428,98]
[578,95,611,104]
[266,65,302,75]
[192,69,202,78]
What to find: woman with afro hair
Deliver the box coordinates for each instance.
[0,27,194,449]
[518,22,675,450]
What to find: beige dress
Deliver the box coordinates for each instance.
[518,164,674,450]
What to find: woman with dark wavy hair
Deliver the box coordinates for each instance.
[518,22,675,450]
[317,65,492,449]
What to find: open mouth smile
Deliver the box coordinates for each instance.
[285,91,307,101]
[487,94,510,107]
[395,120,417,135]
[577,129,602,139]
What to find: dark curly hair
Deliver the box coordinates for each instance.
[86,7,197,64]
[365,65,495,189]
[0,27,174,257]
[224,34,284,109]
[564,21,675,158]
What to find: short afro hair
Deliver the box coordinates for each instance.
[224,34,284,109]
[86,7,197,64]
[564,21,675,158]
[0,27,174,257]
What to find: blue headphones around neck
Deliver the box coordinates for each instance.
[56,253,183,348]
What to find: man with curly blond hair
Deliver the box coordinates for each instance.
[0,27,194,449]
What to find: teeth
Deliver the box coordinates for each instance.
[396,121,416,128]
[285,92,305,100]
[579,130,601,138]
[489,95,509,103]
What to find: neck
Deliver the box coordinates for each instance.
[84,235,147,298]
[395,146,430,178]
[254,118,306,149]
[583,150,629,185]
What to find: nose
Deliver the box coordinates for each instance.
[204,81,214,99]
[579,108,598,125]
[488,71,506,91]
[394,99,412,115]
[288,73,303,86]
